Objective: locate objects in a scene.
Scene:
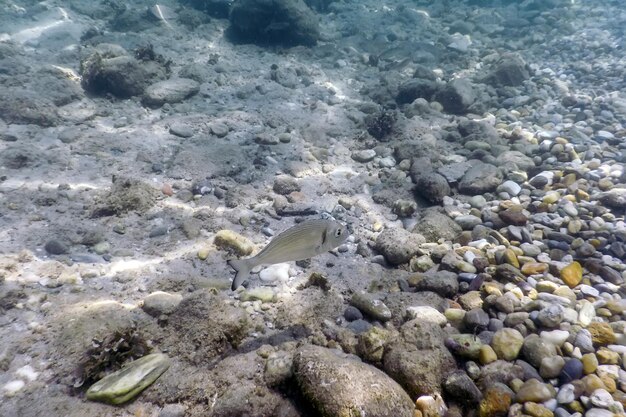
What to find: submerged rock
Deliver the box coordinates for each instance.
[86,353,170,405]
[229,0,320,46]
[293,345,414,417]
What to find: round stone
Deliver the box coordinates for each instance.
[558,358,583,384]
[491,328,524,361]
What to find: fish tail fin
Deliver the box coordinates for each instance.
[228,259,252,291]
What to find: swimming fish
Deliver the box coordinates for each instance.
[228,219,349,290]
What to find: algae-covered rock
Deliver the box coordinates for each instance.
[214,230,255,256]
[86,353,170,405]
[240,287,276,303]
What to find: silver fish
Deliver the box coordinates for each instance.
[228,219,349,290]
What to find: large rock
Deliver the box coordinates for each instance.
[384,342,456,398]
[229,0,320,46]
[165,291,250,364]
[495,150,535,171]
[397,79,439,104]
[80,44,168,98]
[375,228,426,265]
[485,53,530,87]
[0,89,60,127]
[458,162,503,195]
[434,78,476,114]
[415,173,452,204]
[410,270,459,298]
[293,345,414,417]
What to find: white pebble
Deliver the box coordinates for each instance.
[405,306,447,327]
[540,330,570,347]
[259,263,290,283]
[3,380,25,396]
[499,180,521,196]
[15,365,38,382]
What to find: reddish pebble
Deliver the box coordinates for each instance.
[162,184,173,196]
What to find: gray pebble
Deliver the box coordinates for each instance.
[455,215,483,230]
[464,308,489,332]
[352,149,376,163]
[574,329,594,353]
[344,306,363,322]
[44,239,69,255]
[536,304,564,328]
[346,319,372,334]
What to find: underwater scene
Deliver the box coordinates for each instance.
[0,0,625,416]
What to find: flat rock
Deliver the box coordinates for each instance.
[142,78,200,108]
[293,345,414,417]
[459,162,503,195]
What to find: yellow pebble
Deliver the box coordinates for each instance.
[560,262,583,288]
[521,262,549,276]
[581,353,598,374]
[479,345,498,365]
[197,247,210,260]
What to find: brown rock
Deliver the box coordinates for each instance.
[499,208,528,226]
[587,322,616,346]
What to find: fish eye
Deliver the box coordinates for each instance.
[335,228,343,237]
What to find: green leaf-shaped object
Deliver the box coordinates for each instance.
[86,353,170,405]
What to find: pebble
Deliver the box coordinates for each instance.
[350,292,392,322]
[524,402,554,417]
[556,383,576,404]
[240,287,276,303]
[344,306,363,322]
[213,230,254,256]
[578,300,596,327]
[540,355,565,379]
[560,262,583,288]
[479,345,498,364]
[584,409,615,417]
[258,263,290,283]
[2,380,25,397]
[44,239,69,255]
[537,304,565,328]
[559,358,583,384]
[522,334,557,368]
[405,306,447,327]
[575,329,595,353]
[582,353,599,374]
[515,379,555,403]
[464,308,490,332]
[351,149,376,162]
[142,292,183,316]
[446,334,482,360]
[589,388,614,408]
[491,328,524,361]
[540,330,570,347]
[498,180,522,196]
